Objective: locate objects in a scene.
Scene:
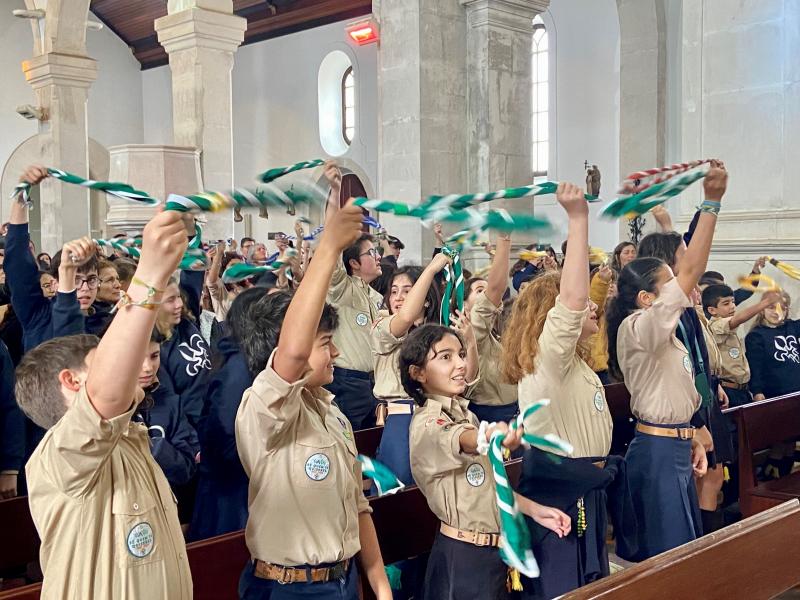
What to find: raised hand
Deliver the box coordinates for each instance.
[61,237,97,268]
[138,210,190,283]
[319,199,363,253]
[703,160,728,202]
[19,165,49,187]
[323,160,342,193]
[556,182,588,217]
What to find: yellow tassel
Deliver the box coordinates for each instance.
[507,568,523,592]
[723,465,730,482]
[519,249,547,261]
[588,247,608,264]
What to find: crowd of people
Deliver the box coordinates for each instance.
[1,160,799,599]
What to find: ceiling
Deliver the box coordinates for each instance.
[89,0,373,70]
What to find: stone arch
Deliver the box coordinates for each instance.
[1,134,110,250]
[307,158,376,226]
[24,0,91,56]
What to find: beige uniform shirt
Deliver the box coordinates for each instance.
[207,281,232,322]
[235,351,371,567]
[709,316,751,384]
[696,307,722,377]
[26,387,192,600]
[618,278,700,424]
[518,298,612,458]
[328,258,383,372]
[371,311,410,400]
[409,395,500,533]
[467,292,517,407]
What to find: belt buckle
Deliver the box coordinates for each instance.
[276,567,294,585]
[676,427,691,441]
[473,532,487,547]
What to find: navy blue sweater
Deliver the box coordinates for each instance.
[134,378,200,487]
[5,223,84,352]
[0,341,23,473]
[745,320,800,399]
[158,318,210,428]
[189,336,251,541]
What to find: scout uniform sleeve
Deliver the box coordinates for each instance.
[235,350,310,476]
[629,278,692,353]
[41,385,138,497]
[708,316,733,336]
[327,256,350,303]
[371,313,404,355]
[410,409,476,478]
[537,297,589,376]
[470,292,500,345]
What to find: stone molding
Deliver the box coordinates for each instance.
[22,52,97,90]
[461,0,548,32]
[155,8,246,54]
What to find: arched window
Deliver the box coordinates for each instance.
[532,14,549,178]
[342,66,355,145]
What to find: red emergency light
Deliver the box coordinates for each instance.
[346,19,379,46]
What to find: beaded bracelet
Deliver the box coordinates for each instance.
[112,290,162,313]
[698,199,721,215]
[130,276,164,295]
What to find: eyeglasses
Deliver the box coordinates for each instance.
[360,248,380,259]
[41,282,56,291]
[75,275,99,290]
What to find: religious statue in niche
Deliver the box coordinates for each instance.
[585,164,601,197]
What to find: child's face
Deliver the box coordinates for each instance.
[159,283,184,326]
[412,333,468,398]
[465,280,487,314]
[710,296,736,318]
[579,300,600,340]
[306,330,339,387]
[389,274,414,315]
[139,342,161,389]
[764,302,787,326]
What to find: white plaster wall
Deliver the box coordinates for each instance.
[533,0,621,252]
[0,1,144,215]
[142,66,174,145]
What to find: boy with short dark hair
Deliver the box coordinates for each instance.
[18,207,193,599]
[702,283,781,407]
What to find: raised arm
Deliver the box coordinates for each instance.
[485,235,511,307]
[389,253,451,337]
[322,160,342,228]
[86,211,189,419]
[273,201,363,383]
[651,205,674,232]
[676,162,727,297]
[206,241,225,288]
[557,182,590,311]
[729,291,781,330]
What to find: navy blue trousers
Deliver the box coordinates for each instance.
[373,402,415,491]
[423,533,509,600]
[468,401,519,425]
[626,423,702,560]
[238,560,358,600]
[326,368,379,430]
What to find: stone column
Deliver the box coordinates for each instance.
[375,0,469,263]
[461,0,545,194]
[155,0,246,241]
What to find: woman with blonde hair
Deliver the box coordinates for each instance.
[501,184,615,599]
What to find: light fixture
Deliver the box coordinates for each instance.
[346,17,379,46]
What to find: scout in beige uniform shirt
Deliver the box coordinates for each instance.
[696,307,723,379]
[26,386,192,600]
[235,351,370,567]
[518,298,612,458]
[617,278,700,424]
[409,394,498,535]
[467,292,517,416]
[328,258,383,373]
[708,316,750,385]
[371,311,409,402]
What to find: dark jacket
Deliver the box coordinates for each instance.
[87,301,116,335]
[745,320,800,399]
[5,223,84,351]
[134,379,200,487]
[158,318,210,428]
[189,336,251,541]
[0,341,23,473]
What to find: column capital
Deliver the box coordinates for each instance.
[155,7,247,54]
[460,0,548,32]
[22,52,97,90]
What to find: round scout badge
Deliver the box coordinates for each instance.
[593,390,604,412]
[127,522,155,558]
[683,355,692,373]
[355,313,369,327]
[466,463,486,487]
[729,347,740,359]
[305,453,331,481]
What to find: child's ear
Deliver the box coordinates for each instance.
[58,368,83,393]
[707,305,718,316]
[348,257,360,273]
[635,289,653,309]
[409,365,426,384]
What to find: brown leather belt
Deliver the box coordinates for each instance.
[636,422,695,440]
[387,402,414,416]
[440,523,500,547]
[720,381,748,391]
[253,559,350,584]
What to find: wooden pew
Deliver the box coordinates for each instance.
[732,392,800,517]
[0,496,38,579]
[561,499,800,599]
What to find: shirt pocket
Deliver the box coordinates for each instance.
[294,436,339,490]
[112,491,164,568]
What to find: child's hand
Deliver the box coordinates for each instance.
[319,200,363,253]
[430,252,453,273]
[451,308,475,346]
[323,160,342,192]
[703,160,728,202]
[718,385,729,409]
[691,439,708,477]
[139,211,190,280]
[762,291,783,308]
[294,220,305,240]
[556,182,588,217]
[61,237,98,269]
[433,223,445,246]
[19,165,48,186]
[597,264,613,283]
[523,502,572,538]
[752,256,768,274]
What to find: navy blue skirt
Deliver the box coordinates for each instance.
[424,532,509,600]
[238,559,358,599]
[373,400,415,492]
[626,422,702,560]
[468,401,519,425]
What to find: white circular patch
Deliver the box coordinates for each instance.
[305,453,331,481]
[127,522,154,558]
[355,313,369,327]
[683,355,693,374]
[593,391,604,412]
[728,347,741,359]
[466,463,486,487]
